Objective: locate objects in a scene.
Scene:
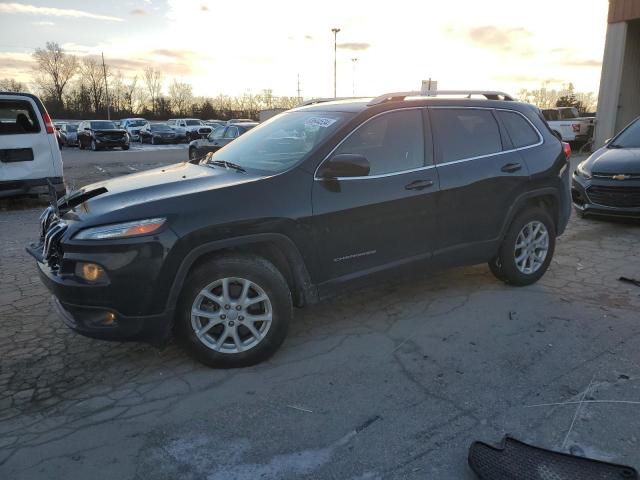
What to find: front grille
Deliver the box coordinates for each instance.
[98,133,125,141]
[40,206,55,238]
[587,185,640,208]
[42,220,67,267]
[592,172,640,180]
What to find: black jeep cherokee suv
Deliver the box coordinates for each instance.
[28,91,570,368]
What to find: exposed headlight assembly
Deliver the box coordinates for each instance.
[74,218,166,240]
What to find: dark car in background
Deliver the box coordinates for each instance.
[29,91,570,368]
[77,120,129,151]
[188,122,258,160]
[139,123,178,144]
[572,115,640,218]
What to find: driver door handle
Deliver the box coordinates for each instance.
[501,162,522,173]
[405,179,434,191]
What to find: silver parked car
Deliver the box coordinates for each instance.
[60,123,79,147]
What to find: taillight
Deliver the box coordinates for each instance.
[562,141,571,159]
[42,110,55,134]
[572,124,580,133]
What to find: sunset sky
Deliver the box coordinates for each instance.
[0,0,609,99]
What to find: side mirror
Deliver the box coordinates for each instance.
[604,138,612,144]
[317,153,370,178]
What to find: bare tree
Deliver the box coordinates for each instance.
[123,75,145,114]
[0,78,27,92]
[143,66,163,114]
[32,42,78,109]
[110,71,126,113]
[168,79,193,116]
[80,57,108,114]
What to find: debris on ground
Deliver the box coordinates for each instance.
[619,277,640,288]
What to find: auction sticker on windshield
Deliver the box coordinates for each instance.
[305,117,338,128]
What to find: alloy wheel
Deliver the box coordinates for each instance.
[514,221,549,275]
[191,277,273,354]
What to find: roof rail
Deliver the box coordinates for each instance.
[368,90,515,106]
[297,97,368,107]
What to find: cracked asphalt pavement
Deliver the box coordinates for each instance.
[1,149,640,479]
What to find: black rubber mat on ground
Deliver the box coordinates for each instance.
[468,436,638,480]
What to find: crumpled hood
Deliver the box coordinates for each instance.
[585,147,640,174]
[63,162,261,219]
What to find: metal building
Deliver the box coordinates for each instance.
[595,0,640,147]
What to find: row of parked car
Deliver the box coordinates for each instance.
[53,117,258,151]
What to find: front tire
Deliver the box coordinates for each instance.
[490,207,556,286]
[177,255,292,368]
[122,144,129,150]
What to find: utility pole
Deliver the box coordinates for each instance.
[351,58,358,96]
[297,73,301,102]
[331,28,340,98]
[101,52,110,120]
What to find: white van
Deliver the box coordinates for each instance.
[0,92,64,198]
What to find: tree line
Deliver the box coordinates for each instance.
[2,42,599,119]
[517,83,597,115]
[0,42,300,120]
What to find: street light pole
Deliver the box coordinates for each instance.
[331,28,340,98]
[351,58,358,96]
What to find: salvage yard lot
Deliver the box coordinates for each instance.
[1,151,640,479]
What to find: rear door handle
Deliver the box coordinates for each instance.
[405,179,434,191]
[501,162,522,173]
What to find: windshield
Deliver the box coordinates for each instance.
[151,124,172,132]
[90,121,116,129]
[128,120,146,127]
[611,117,640,148]
[185,120,202,126]
[542,110,559,122]
[205,111,352,173]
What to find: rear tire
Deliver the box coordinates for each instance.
[177,255,292,368]
[122,145,129,150]
[490,207,556,286]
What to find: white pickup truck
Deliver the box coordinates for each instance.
[166,118,212,142]
[541,107,594,143]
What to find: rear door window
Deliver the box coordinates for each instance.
[0,99,41,135]
[431,109,502,163]
[496,110,540,148]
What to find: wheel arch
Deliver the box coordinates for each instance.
[166,233,317,317]
[499,188,561,240]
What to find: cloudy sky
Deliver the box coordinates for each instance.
[0,0,608,98]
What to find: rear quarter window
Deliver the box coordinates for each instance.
[0,99,41,135]
[431,108,502,163]
[497,111,540,148]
